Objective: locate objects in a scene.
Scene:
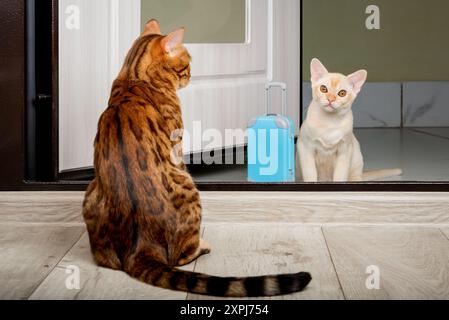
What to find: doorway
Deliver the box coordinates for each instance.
[57,0,300,183]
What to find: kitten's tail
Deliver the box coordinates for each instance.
[363,168,403,181]
[130,261,311,297]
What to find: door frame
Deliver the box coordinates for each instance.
[1,0,449,191]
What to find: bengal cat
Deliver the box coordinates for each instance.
[82,19,311,297]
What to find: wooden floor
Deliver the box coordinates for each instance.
[1,192,448,300]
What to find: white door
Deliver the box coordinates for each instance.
[58,0,300,172]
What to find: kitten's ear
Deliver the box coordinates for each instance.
[347,70,368,95]
[311,58,329,83]
[142,19,161,36]
[161,28,185,55]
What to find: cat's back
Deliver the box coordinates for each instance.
[93,82,164,189]
[96,93,148,160]
[97,80,165,149]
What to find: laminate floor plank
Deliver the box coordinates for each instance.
[323,226,449,300]
[0,192,84,225]
[188,224,344,300]
[0,224,85,299]
[441,228,449,241]
[29,233,194,300]
[2,192,449,226]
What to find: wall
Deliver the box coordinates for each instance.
[303,82,449,128]
[303,0,449,82]
[302,0,449,128]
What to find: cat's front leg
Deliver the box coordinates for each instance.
[333,142,352,182]
[298,140,318,182]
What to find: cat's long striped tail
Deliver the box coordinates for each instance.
[129,260,311,297]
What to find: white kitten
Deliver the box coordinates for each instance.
[298,58,402,182]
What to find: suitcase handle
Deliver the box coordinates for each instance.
[265,82,287,116]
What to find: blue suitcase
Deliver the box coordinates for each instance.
[247,82,295,183]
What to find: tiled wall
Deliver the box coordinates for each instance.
[302,82,449,128]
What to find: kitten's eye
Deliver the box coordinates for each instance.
[338,90,347,97]
[320,85,328,93]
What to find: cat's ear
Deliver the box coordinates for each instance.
[161,28,185,55]
[347,70,368,95]
[142,19,161,36]
[310,58,329,83]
